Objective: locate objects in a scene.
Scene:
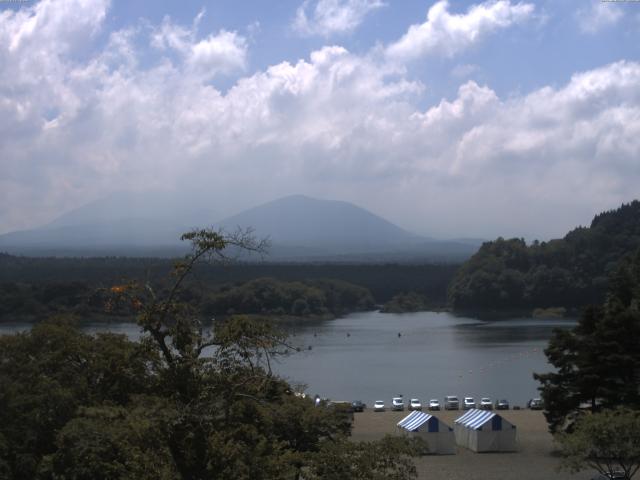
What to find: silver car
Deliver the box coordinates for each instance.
[444,395,459,410]
[463,397,476,410]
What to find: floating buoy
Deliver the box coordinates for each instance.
[398,332,401,337]
[347,332,351,337]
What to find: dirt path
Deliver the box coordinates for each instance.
[352,409,588,479]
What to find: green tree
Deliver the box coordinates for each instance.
[307,435,426,480]
[557,408,640,480]
[0,317,158,480]
[40,401,177,480]
[534,249,640,432]
[449,201,640,312]
[0,228,424,480]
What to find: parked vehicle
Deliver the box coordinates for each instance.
[351,400,365,412]
[495,399,509,410]
[374,400,385,412]
[463,397,476,410]
[429,399,440,411]
[527,398,543,410]
[479,397,493,410]
[409,398,422,411]
[392,396,405,411]
[444,395,459,410]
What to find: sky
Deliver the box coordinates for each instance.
[1,0,639,240]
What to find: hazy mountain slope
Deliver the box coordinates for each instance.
[219,195,421,248]
[47,190,216,228]
[0,193,480,260]
[0,190,217,254]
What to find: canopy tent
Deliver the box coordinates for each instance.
[396,411,455,455]
[454,409,517,452]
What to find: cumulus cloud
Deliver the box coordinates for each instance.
[0,0,639,239]
[293,0,385,37]
[575,1,623,34]
[385,0,534,61]
[151,15,247,79]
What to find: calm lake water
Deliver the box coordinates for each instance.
[0,311,575,407]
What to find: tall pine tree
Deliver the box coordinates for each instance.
[535,249,640,432]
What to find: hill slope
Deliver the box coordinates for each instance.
[448,200,640,312]
[0,193,480,261]
[218,195,420,249]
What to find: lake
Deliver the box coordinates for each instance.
[0,311,575,407]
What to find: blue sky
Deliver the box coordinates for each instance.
[1,0,639,239]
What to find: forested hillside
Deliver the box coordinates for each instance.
[448,201,640,312]
[0,256,456,322]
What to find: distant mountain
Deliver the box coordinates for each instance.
[0,190,217,255]
[47,190,216,229]
[0,193,480,261]
[218,195,420,249]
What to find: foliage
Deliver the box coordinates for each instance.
[0,261,456,323]
[307,435,426,480]
[449,201,640,311]
[556,408,640,480]
[381,291,431,313]
[203,277,374,317]
[0,228,424,480]
[534,249,640,433]
[0,318,159,480]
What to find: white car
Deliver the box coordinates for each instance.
[429,399,440,411]
[409,398,422,411]
[480,397,493,410]
[392,396,405,411]
[463,397,476,410]
[374,400,385,412]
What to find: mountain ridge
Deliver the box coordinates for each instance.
[0,193,480,261]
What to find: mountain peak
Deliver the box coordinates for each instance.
[220,195,419,248]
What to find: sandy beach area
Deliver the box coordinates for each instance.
[351,409,588,479]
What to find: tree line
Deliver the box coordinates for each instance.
[0,256,457,322]
[448,201,640,312]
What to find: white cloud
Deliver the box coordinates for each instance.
[152,15,247,79]
[576,1,623,34]
[0,0,639,239]
[385,0,534,61]
[293,0,385,37]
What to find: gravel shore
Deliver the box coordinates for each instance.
[351,409,586,479]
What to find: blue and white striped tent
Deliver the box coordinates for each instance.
[454,409,517,452]
[397,411,455,454]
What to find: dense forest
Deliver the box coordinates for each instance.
[448,201,640,312]
[380,292,432,313]
[0,255,456,322]
[202,278,375,317]
[0,230,424,479]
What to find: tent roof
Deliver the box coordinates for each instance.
[454,409,498,430]
[397,411,434,432]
